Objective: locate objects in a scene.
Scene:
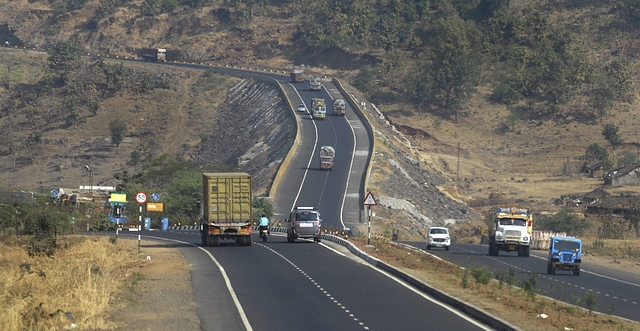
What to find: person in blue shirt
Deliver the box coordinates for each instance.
[258,215,270,236]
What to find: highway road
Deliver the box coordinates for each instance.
[83,58,640,329]
[119,230,493,331]
[110,64,496,330]
[403,241,640,322]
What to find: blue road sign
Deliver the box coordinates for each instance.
[152,193,161,202]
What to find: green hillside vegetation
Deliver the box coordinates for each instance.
[2,1,640,223]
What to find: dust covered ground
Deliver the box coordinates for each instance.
[107,239,200,331]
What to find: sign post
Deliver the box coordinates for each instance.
[363,192,378,245]
[136,192,147,231]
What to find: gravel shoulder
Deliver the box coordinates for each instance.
[107,240,200,331]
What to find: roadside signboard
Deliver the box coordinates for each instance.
[363,192,377,206]
[135,192,147,204]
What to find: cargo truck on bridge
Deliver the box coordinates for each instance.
[200,172,253,246]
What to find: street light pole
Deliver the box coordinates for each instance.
[84,165,93,198]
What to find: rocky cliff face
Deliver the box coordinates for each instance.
[196,79,295,195]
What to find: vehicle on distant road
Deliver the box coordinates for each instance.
[427,227,450,251]
[297,103,307,112]
[319,146,335,170]
[333,98,346,116]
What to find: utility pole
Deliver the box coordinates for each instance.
[456,142,460,181]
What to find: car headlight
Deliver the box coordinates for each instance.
[495,231,503,238]
[445,236,450,240]
[522,236,529,242]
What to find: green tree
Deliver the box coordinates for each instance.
[624,197,640,238]
[601,123,623,154]
[109,119,127,149]
[583,143,608,163]
[605,57,633,102]
[427,14,482,121]
[506,110,521,131]
[47,40,82,69]
[98,60,133,96]
[164,170,201,224]
[618,150,638,167]
[128,151,143,171]
[536,209,592,236]
[252,197,273,221]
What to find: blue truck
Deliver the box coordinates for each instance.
[547,236,582,276]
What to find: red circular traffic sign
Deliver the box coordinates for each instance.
[135,192,147,204]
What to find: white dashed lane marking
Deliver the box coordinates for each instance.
[257,243,370,330]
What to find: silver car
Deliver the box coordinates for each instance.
[286,206,322,243]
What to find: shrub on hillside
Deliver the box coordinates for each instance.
[536,209,592,236]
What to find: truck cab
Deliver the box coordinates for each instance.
[547,236,582,275]
[488,206,532,257]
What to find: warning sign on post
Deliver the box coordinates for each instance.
[363,192,377,206]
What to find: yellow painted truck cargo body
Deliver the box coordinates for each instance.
[200,172,253,246]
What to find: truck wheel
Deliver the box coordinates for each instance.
[547,263,552,275]
[573,264,580,276]
[445,246,449,251]
[209,236,219,247]
[489,242,498,256]
[287,235,295,243]
[245,236,252,246]
[549,262,556,275]
[427,245,431,250]
[517,249,523,257]
[523,246,530,257]
[202,233,208,246]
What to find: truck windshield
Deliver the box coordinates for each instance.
[296,213,319,222]
[554,240,580,252]
[499,218,527,226]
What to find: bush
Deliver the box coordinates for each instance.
[536,209,592,236]
[470,266,492,284]
[618,150,638,167]
[252,197,273,221]
[369,91,397,104]
[492,79,523,104]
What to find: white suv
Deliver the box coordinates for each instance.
[427,227,450,251]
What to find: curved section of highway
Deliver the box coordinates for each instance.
[101,60,504,330]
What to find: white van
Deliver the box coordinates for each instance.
[427,227,450,251]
